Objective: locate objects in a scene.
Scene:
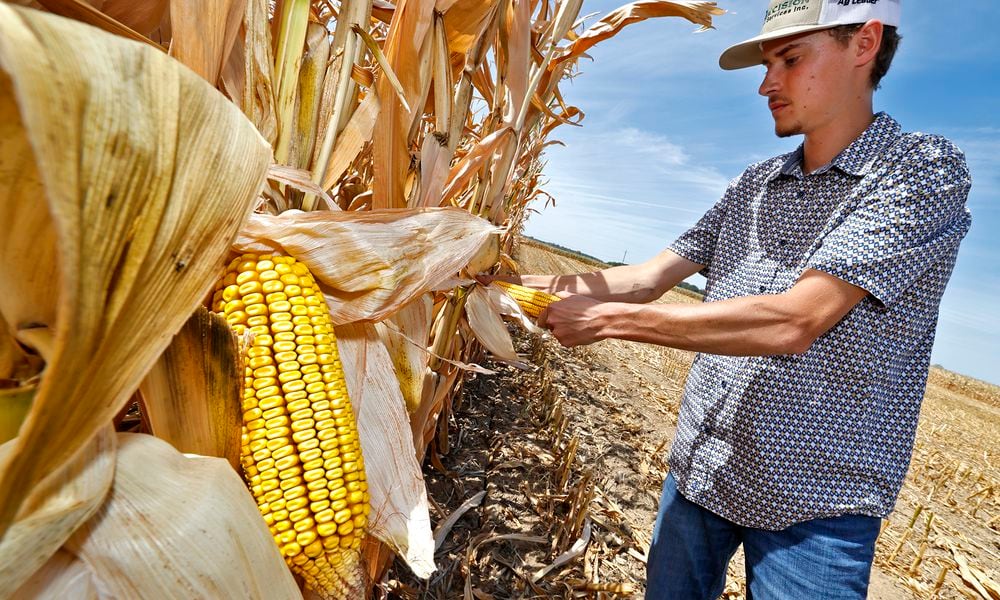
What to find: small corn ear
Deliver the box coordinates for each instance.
[493,281,561,319]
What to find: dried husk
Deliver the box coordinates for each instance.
[63,433,300,599]
[335,323,436,578]
[375,295,433,412]
[232,208,501,324]
[0,5,271,534]
[139,308,243,471]
[464,285,518,362]
[0,427,116,596]
[11,549,100,600]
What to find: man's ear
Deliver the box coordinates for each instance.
[854,19,883,67]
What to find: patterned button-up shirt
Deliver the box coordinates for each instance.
[667,113,972,529]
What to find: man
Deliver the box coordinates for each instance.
[494,0,972,598]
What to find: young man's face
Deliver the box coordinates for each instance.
[758,29,858,138]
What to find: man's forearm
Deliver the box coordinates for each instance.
[592,294,810,356]
[520,251,703,304]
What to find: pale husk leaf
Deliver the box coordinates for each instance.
[0,426,116,596]
[486,283,547,334]
[465,285,518,361]
[440,127,514,204]
[232,207,500,324]
[64,433,300,599]
[0,5,271,532]
[335,323,436,578]
[139,307,243,471]
[11,549,100,600]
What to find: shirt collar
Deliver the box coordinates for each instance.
[770,112,902,181]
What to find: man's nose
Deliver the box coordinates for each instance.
[759,66,778,97]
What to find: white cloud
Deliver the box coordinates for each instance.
[523,124,731,262]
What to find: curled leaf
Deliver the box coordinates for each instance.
[0,427,116,596]
[551,0,723,68]
[64,433,300,599]
[0,5,271,534]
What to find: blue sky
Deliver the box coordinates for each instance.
[523,1,1000,383]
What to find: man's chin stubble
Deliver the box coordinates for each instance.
[775,124,801,138]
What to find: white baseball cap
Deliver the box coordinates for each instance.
[720,0,901,70]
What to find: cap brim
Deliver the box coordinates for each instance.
[719,23,839,70]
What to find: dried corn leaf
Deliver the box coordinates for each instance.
[272,0,310,163]
[267,163,338,209]
[32,0,165,49]
[441,127,514,203]
[335,323,435,578]
[11,549,99,600]
[169,0,246,85]
[232,207,500,324]
[139,308,243,471]
[954,550,1000,600]
[98,0,170,35]
[441,0,499,62]
[0,5,271,533]
[64,433,299,598]
[288,22,330,171]
[0,427,115,596]
[318,91,380,190]
[551,0,723,67]
[372,0,436,208]
[498,0,531,126]
[233,0,277,145]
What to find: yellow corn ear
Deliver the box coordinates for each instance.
[211,253,370,599]
[493,280,561,318]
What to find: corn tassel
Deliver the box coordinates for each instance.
[493,281,561,318]
[211,253,369,599]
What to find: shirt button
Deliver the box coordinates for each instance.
[779,239,788,247]
[759,285,766,293]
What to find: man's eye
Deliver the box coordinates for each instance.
[786,56,800,66]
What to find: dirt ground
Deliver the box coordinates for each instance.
[381,240,1000,599]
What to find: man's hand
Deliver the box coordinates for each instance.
[537,293,609,347]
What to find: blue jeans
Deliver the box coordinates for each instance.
[646,474,880,600]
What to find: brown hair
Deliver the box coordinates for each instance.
[828,24,901,90]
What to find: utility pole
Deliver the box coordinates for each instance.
[621,249,628,264]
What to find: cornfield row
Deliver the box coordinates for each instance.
[0,0,722,597]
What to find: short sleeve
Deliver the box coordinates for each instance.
[667,174,742,272]
[805,139,972,309]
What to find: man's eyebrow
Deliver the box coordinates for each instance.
[761,42,803,65]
